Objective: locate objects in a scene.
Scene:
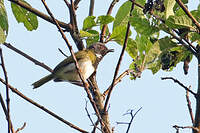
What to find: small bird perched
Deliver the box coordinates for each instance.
[32,42,114,89]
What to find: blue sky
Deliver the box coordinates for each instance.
[0,0,199,133]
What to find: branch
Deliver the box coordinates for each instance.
[74,0,82,9]
[116,107,142,133]
[0,93,15,133]
[103,69,132,97]
[161,77,197,97]
[0,48,11,133]
[8,0,71,31]
[100,0,119,42]
[133,1,198,56]
[63,0,85,50]
[2,42,53,72]
[89,0,95,16]
[15,122,26,133]
[104,0,135,112]
[0,78,88,133]
[175,0,200,32]
[173,125,199,132]
[186,89,195,124]
[40,0,106,131]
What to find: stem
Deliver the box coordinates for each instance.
[0,78,88,133]
[0,48,11,133]
[193,59,200,133]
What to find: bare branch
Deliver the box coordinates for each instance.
[0,93,15,133]
[100,0,119,42]
[74,0,82,9]
[0,48,11,133]
[89,0,95,16]
[175,0,200,32]
[186,88,195,124]
[40,0,106,131]
[15,122,26,133]
[103,69,132,97]
[173,125,199,132]
[0,78,88,133]
[2,42,53,72]
[64,0,85,50]
[104,0,135,112]
[116,107,142,133]
[85,101,102,132]
[161,77,197,97]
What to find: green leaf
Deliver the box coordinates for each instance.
[113,1,131,30]
[109,25,131,44]
[190,32,200,43]
[0,27,6,43]
[11,0,38,31]
[83,16,96,30]
[164,0,176,19]
[126,38,138,59]
[80,30,98,37]
[96,15,114,25]
[165,15,194,30]
[158,37,177,51]
[130,8,159,36]
[0,0,8,41]
[85,30,99,47]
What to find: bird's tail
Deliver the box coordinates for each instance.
[32,74,54,89]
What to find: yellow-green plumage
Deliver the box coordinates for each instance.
[32,42,113,89]
[32,49,97,89]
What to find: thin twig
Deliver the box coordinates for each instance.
[103,69,132,97]
[0,93,15,133]
[100,0,119,42]
[161,77,197,97]
[89,0,95,16]
[104,0,135,112]
[175,0,200,32]
[85,101,102,132]
[8,0,71,31]
[0,48,11,133]
[74,0,82,9]
[15,122,26,133]
[0,78,88,133]
[173,125,199,132]
[58,48,68,57]
[186,88,195,124]
[40,0,105,130]
[64,0,84,50]
[3,42,53,72]
[116,107,142,133]
[125,107,142,133]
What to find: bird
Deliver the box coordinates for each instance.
[32,42,114,89]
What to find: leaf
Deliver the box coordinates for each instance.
[109,25,131,43]
[0,0,8,42]
[84,30,99,47]
[190,32,200,43]
[164,0,176,19]
[80,30,98,37]
[130,8,159,36]
[165,15,194,30]
[126,38,138,59]
[113,1,131,30]
[96,15,114,25]
[82,16,96,30]
[158,37,177,51]
[11,0,38,31]
[0,27,6,43]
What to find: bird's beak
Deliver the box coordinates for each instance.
[107,49,114,53]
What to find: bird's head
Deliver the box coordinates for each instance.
[88,42,114,60]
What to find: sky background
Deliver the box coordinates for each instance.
[0,0,199,133]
